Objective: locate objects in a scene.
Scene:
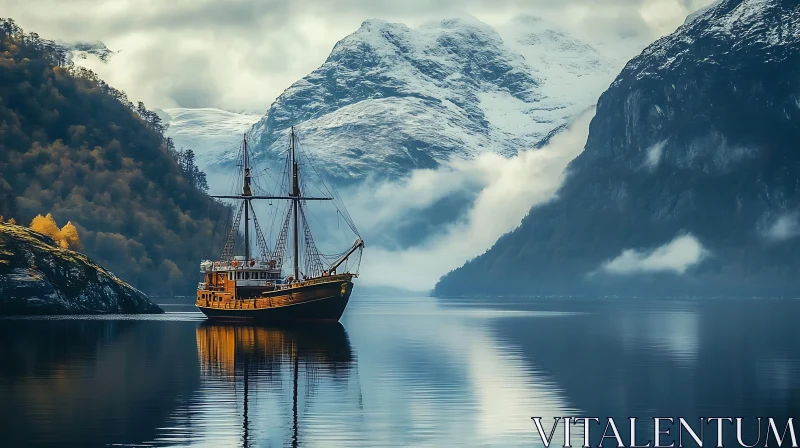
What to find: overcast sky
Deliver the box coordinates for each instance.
[2,0,714,112]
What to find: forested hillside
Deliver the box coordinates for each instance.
[0,18,229,295]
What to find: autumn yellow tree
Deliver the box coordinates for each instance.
[30,213,60,239]
[29,213,82,250]
[60,221,82,249]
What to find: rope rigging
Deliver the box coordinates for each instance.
[296,137,360,238]
[210,125,363,277]
[250,205,271,260]
[221,201,244,261]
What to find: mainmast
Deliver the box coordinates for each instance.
[290,126,300,280]
[243,134,251,262]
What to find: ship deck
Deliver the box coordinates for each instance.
[196,274,354,322]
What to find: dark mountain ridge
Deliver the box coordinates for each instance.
[435,0,800,297]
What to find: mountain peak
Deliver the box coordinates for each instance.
[618,0,800,88]
[422,15,495,31]
[356,19,407,33]
[684,0,724,24]
[239,17,615,181]
[345,16,502,56]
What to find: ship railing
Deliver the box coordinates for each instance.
[207,261,277,271]
[274,273,352,290]
[197,283,226,291]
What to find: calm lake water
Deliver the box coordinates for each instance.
[1,296,798,447]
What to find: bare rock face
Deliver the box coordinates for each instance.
[0,223,163,315]
[436,0,800,297]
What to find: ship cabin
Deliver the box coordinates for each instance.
[198,256,285,300]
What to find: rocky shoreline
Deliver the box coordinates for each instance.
[0,223,163,315]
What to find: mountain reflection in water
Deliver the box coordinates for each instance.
[0,297,798,447]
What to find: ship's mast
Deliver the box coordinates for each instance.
[243,134,251,262]
[211,129,360,276]
[290,126,300,280]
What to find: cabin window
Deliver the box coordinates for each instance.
[245,271,250,280]
[236,272,241,280]
[261,272,266,279]
[228,272,233,281]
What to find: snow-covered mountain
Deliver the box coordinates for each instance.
[158,108,261,171]
[436,0,800,297]
[685,0,724,24]
[231,15,616,182]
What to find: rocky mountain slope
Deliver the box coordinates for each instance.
[209,16,615,182]
[435,0,800,297]
[0,223,162,314]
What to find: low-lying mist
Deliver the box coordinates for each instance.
[205,109,595,291]
[348,108,595,290]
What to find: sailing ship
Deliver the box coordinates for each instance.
[195,127,364,322]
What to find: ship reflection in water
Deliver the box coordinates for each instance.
[193,323,356,448]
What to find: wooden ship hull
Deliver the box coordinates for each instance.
[196,276,353,322]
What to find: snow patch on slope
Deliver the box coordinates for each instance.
[643,140,667,169]
[477,90,547,137]
[496,15,614,113]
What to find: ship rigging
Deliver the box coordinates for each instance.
[195,126,364,322]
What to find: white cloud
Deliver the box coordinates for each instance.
[643,139,667,169]
[763,214,800,241]
[640,0,690,35]
[601,233,707,275]
[2,0,717,111]
[352,108,595,289]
